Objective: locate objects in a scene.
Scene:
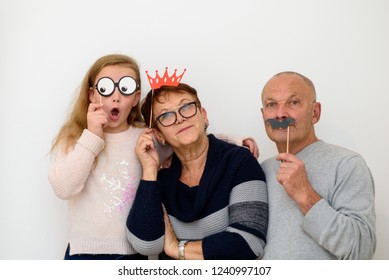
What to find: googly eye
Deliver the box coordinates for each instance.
[96,77,115,96]
[118,76,138,95]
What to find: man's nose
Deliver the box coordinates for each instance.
[275,104,288,119]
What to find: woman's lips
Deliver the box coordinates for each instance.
[177,125,193,134]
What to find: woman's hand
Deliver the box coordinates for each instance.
[163,207,179,259]
[136,128,160,180]
[87,102,108,139]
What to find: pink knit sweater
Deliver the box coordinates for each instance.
[49,127,143,255]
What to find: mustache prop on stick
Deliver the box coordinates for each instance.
[265,118,296,153]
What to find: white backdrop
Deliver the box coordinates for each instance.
[0,0,388,259]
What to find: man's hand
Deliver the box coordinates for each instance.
[276,153,321,215]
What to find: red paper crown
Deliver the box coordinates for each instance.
[145,67,186,90]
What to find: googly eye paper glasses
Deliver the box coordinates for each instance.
[94,76,139,97]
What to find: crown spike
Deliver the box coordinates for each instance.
[145,67,186,90]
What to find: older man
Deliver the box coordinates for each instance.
[260,71,376,259]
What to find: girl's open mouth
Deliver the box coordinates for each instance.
[110,108,120,121]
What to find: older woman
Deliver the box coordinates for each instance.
[126,83,268,260]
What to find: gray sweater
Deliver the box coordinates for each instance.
[261,140,376,259]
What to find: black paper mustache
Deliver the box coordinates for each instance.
[265,118,296,129]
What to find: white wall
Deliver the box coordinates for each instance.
[0,0,388,259]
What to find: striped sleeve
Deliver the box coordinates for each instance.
[126,180,165,256]
[203,151,268,259]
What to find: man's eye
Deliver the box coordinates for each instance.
[289,100,299,106]
[267,102,276,108]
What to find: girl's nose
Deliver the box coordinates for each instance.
[111,89,121,103]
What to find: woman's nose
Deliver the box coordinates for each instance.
[175,112,186,124]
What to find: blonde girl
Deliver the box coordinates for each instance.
[49,54,147,260]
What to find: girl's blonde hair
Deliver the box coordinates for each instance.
[50,54,145,153]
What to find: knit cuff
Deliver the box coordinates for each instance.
[77,129,105,156]
[302,198,335,239]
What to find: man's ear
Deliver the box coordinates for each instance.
[312,102,321,124]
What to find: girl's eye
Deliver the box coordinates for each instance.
[96,77,114,96]
[118,76,137,95]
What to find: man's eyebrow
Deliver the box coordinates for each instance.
[264,93,299,102]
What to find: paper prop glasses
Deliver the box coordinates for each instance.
[95,76,139,97]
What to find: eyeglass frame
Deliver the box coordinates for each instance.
[94,76,140,97]
[154,101,199,127]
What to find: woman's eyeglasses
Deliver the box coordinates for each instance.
[95,76,139,97]
[155,101,198,127]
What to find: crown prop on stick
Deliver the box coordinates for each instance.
[146,67,186,89]
[145,67,187,127]
[145,67,186,90]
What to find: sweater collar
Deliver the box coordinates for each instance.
[296,140,324,159]
[169,134,222,184]
[103,127,138,142]
[166,134,225,219]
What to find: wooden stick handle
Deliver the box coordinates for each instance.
[286,126,290,153]
[149,90,154,128]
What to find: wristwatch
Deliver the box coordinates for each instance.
[178,240,189,260]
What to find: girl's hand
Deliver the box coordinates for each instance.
[87,102,108,139]
[136,128,160,180]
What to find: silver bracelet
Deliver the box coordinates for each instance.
[178,240,189,260]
